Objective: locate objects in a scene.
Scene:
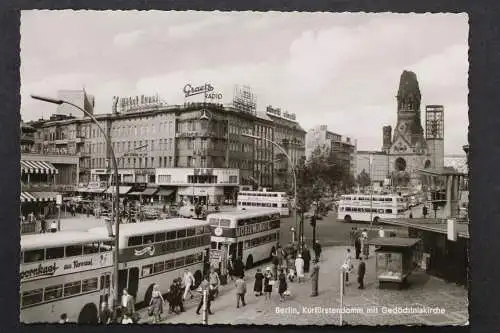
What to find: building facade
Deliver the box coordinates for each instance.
[56,89,95,117]
[265,106,306,191]
[305,125,357,174]
[355,151,391,185]
[32,99,306,197]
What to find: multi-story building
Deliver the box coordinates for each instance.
[31,98,306,200]
[265,106,306,191]
[355,150,391,185]
[305,125,357,174]
[56,89,95,117]
[20,120,79,231]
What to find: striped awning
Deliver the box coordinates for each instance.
[20,192,37,203]
[21,160,58,174]
[106,186,132,195]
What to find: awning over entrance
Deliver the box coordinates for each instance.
[33,192,59,202]
[157,188,174,196]
[21,160,58,174]
[106,186,132,195]
[142,188,158,196]
[20,192,37,202]
[127,191,143,196]
[77,187,107,193]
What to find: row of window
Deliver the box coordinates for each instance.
[341,207,405,214]
[110,122,174,138]
[141,252,204,278]
[21,274,110,309]
[127,226,211,247]
[238,202,288,208]
[22,241,113,264]
[239,192,286,198]
[343,196,397,202]
[243,232,278,250]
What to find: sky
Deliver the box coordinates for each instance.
[20,11,469,154]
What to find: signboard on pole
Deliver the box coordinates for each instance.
[56,194,63,206]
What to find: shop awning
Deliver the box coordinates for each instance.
[21,160,58,174]
[20,192,37,203]
[33,192,59,202]
[76,187,107,193]
[369,237,421,248]
[142,188,158,196]
[106,186,132,195]
[127,191,143,196]
[157,188,174,196]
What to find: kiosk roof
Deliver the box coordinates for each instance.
[368,237,421,247]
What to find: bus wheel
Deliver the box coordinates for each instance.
[144,284,155,307]
[373,216,380,224]
[78,302,99,324]
[245,255,254,269]
[193,270,202,288]
[344,215,352,223]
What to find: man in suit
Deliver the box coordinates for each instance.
[121,289,135,317]
[357,257,366,289]
[235,275,247,308]
[196,276,214,315]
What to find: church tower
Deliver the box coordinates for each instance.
[425,105,445,170]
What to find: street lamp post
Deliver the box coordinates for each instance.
[242,133,298,241]
[31,94,121,317]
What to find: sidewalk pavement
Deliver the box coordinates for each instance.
[138,245,468,326]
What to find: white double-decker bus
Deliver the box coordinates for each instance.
[338,194,407,223]
[208,209,281,269]
[237,190,290,216]
[88,218,211,306]
[20,231,114,324]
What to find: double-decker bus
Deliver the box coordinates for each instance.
[88,218,211,306]
[237,190,290,216]
[338,194,407,223]
[20,231,114,324]
[208,209,281,269]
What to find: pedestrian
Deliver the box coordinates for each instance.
[40,217,47,233]
[344,249,353,284]
[149,283,165,323]
[354,236,362,259]
[50,220,58,233]
[378,227,385,238]
[254,268,264,296]
[182,269,195,300]
[357,257,366,289]
[362,230,369,259]
[271,254,279,279]
[263,267,273,301]
[278,269,288,302]
[58,313,69,324]
[235,275,247,308]
[276,245,285,269]
[233,257,245,278]
[302,245,311,273]
[209,267,220,298]
[99,301,112,324]
[286,255,295,282]
[228,258,235,281]
[422,205,428,219]
[121,289,135,317]
[165,283,175,314]
[310,259,320,297]
[195,276,214,315]
[313,240,322,261]
[174,278,185,312]
[295,254,305,283]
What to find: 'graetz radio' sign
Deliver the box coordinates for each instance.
[183,83,223,100]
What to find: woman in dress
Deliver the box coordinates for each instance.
[254,268,264,296]
[149,283,165,323]
[263,267,273,301]
[278,269,288,302]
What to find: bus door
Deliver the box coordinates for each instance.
[118,269,128,297]
[237,241,243,260]
[127,267,139,298]
[99,272,112,305]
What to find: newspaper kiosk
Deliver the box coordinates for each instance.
[369,237,421,290]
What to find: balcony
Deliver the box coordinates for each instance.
[21,183,77,192]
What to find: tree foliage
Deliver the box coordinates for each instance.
[356,169,371,188]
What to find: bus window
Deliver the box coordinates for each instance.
[128,236,142,246]
[44,284,63,301]
[100,241,113,252]
[186,255,195,265]
[165,260,174,270]
[141,265,153,277]
[83,243,99,254]
[63,281,82,297]
[153,261,165,273]
[166,231,176,240]
[385,209,393,214]
[143,234,155,244]
[195,226,204,235]
[187,228,195,237]
[219,219,231,227]
[177,229,187,238]
[65,244,83,257]
[204,226,211,233]
[82,278,98,292]
[46,247,64,260]
[174,257,185,268]
[209,218,219,225]
[211,242,217,249]
[24,249,45,263]
[155,232,166,242]
[21,289,43,308]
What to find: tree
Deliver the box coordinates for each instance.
[308,147,354,195]
[356,169,371,188]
